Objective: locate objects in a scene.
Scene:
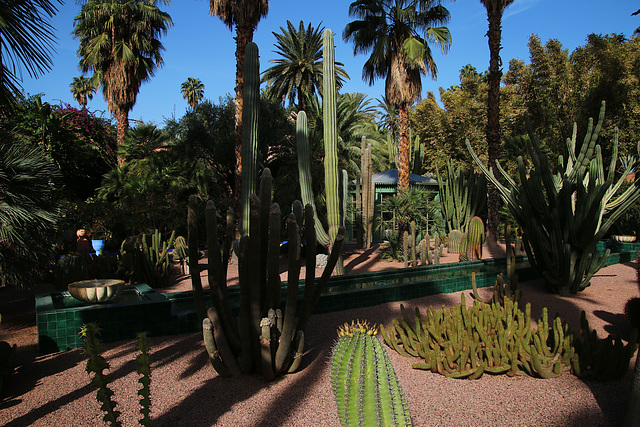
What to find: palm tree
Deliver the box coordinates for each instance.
[343,0,452,190]
[0,0,61,113]
[181,77,205,109]
[69,75,96,108]
[480,0,514,245]
[73,0,173,166]
[210,0,269,198]
[261,20,349,112]
[0,128,61,287]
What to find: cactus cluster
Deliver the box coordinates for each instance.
[118,230,175,288]
[296,29,346,274]
[191,169,346,379]
[447,229,463,254]
[381,295,578,379]
[471,272,522,306]
[574,311,638,380]
[436,159,487,233]
[467,101,640,294]
[331,320,412,427]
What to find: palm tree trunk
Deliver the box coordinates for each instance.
[485,11,503,247]
[116,108,129,166]
[397,103,410,190]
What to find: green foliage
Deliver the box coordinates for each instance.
[380,187,443,238]
[193,170,346,379]
[0,0,61,112]
[379,231,403,261]
[382,295,578,379]
[10,95,116,200]
[261,20,349,110]
[180,77,204,109]
[468,102,640,294]
[81,323,152,427]
[0,131,62,287]
[331,320,412,427]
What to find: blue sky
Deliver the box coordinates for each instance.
[19,0,640,126]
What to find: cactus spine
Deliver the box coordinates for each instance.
[192,169,346,379]
[331,320,412,427]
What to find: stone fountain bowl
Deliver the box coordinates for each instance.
[68,279,125,303]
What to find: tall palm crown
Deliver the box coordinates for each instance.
[261,21,349,111]
[181,77,205,109]
[480,0,514,245]
[210,0,269,200]
[70,75,96,108]
[73,0,172,165]
[343,0,451,190]
[0,0,61,113]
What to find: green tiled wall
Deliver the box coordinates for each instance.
[36,239,640,353]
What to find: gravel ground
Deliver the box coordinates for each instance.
[0,245,638,426]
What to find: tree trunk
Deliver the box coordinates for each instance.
[485,11,504,247]
[397,103,410,191]
[115,108,129,167]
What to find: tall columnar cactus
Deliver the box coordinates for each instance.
[436,159,487,233]
[331,320,412,427]
[467,101,640,294]
[466,216,485,260]
[296,29,346,274]
[239,42,260,235]
[360,137,374,249]
[191,169,346,379]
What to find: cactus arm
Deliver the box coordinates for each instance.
[206,200,240,351]
[239,42,260,236]
[287,330,305,373]
[237,235,253,373]
[202,317,232,377]
[267,203,282,310]
[205,308,241,376]
[249,194,263,368]
[188,195,207,324]
[296,110,331,247]
[275,214,301,373]
[323,29,340,253]
[259,315,275,380]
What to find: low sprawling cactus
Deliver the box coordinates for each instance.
[331,320,412,427]
[381,294,578,379]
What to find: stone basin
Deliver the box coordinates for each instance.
[68,279,125,303]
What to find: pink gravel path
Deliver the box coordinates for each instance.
[0,244,638,426]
